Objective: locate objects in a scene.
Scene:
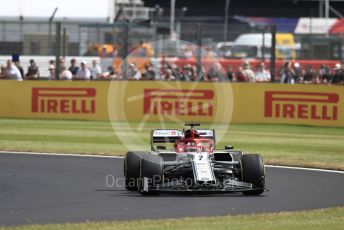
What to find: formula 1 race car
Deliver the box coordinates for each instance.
[124,123,266,195]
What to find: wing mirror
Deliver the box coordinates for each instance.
[225,145,234,150]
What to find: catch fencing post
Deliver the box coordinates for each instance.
[122,21,129,80]
[196,23,202,79]
[55,22,61,80]
[270,24,276,83]
[62,28,66,58]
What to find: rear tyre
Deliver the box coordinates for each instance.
[124,151,145,191]
[138,154,163,195]
[241,154,265,195]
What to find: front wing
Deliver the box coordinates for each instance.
[141,177,261,193]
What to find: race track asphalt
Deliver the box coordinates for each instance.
[0,152,343,225]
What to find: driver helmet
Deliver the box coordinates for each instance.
[184,129,199,138]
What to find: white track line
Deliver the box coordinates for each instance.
[1,150,343,174]
[0,150,123,159]
[265,165,344,174]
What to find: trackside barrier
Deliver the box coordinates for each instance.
[0,80,343,127]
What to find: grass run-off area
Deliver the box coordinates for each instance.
[1,207,343,230]
[0,118,343,170]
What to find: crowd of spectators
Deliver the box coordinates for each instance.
[0,58,343,85]
[0,58,113,81]
[47,58,108,80]
[0,60,24,81]
[276,61,344,84]
[0,59,41,81]
[123,60,343,85]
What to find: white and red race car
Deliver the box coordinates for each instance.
[124,123,266,195]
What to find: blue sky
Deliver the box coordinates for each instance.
[0,0,109,18]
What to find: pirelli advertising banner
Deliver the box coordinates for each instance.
[107,81,233,123]
[0,80,343,127]
[230,84,342,127]
[0,81,109,120]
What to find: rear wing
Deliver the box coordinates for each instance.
[197,129,216,141]
[151,129,183,145]
[151,128,216,150]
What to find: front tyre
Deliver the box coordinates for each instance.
[241,154,265,195]
[124,151,145,191]
[138,154,163,195]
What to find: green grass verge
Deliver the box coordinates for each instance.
[1,207,343,230]
[0,118,343,170]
